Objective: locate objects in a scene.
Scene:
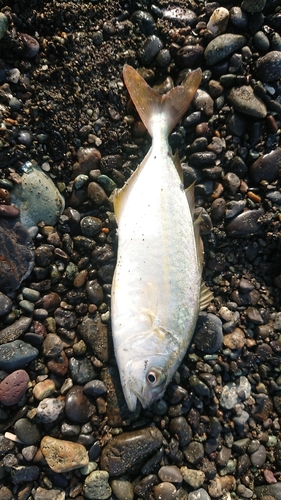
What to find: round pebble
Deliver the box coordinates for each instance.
[0,369,29,406]
[41,436,89,473]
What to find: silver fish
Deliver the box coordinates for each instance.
[111,65,213,411]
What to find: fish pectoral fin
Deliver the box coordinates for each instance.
[199,282,213,310]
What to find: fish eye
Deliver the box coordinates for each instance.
[146,367,166,387]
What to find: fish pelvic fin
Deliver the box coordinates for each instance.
[123,64,202,137]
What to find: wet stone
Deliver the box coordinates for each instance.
[153,482,177,500]
[100,427,163,477]
[226,208,264,236]
[250,148,281,184]
[162,7,197,26]
[255,51,281,82]
[54,308,77,329]
[88,182,108,206]
[33,379,56,400]
[83,470,111,500]
[42,292,61,312]
[181,468,205,488]
[69,357,96,385]
[42,334,63,358]
[194,313,223,353]
[130,10,155,36]
[41,436,89,473]
[158,465,182,485]
[241,0,266,13]
[65,385,96,424]
[250,444,267,467]
[111,478,134,500]
[204,34,246,66]
[0,293,12,316]
[207,7,229,36]
[36,398,65,423]
[78,313,109,362]
[80,216,102,237]
[10,465,40,485]
[83,380,107,398]
[0,340,38,371]
[176,45,204,69]
[225,200,246,219]
[188,489,211,500]
[139,35,164,65]
[14,418,41,445]
[0,369,29,406]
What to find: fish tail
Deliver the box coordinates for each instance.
[123,64,202,137]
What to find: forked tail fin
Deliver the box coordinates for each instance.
[123,64,202,137]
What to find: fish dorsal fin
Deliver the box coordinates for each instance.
[199,282,213,310]
[123,65,202,138]
[172,150,183,182]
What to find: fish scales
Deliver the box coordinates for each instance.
[111,65,211,411]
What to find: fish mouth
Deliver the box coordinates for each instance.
[123,388,138,412]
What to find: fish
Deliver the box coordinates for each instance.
[111,64,213,412]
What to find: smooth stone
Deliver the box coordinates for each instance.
[204,34,246,66]
[83,470,111,500]
[181,467,205,488]
[0,219,34,294]
[47,350,69,376]
[54,308,77,329]
[255,51,281,82]
[87,182,108,206]
[267,191,281,205]
[33,379,56,400]
[11,164,64,229]
[194,313,223,353]
[228,86,267,118]
[250,149,281,184]
[130,10,155,36]
[69,357,96,384]
[10,465,40,484]
[0,369,29,406]
[226,208,264,236]
[18,32,40,57]
[211,198,226,222]
[0,13,8,40]
[0,340,38,371]
[86,279,104,305]
[153,482,177,500]
[83,380,107,398]
[0,293,12,316]
[223,328,245,349]
[100,427,163,477]
[193,90,214,117]
[250,444,267,467]
[14,418,41,445]
[36,398,65,423]
[80,216,102,237]
[162,7,197,26]
[41,436,89,473]
[42,292,61,312]
[225,200,246,219]
[65,385,96,424]
[158,465,182,485]
[255,483,281,499]
[207,7,229,36]
[175,45,204,69]
[139,35,164,64]
[188,488,211,500]
[111,478,134,500]
[170,417,192,448]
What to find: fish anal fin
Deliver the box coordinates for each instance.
[199,282,213,310]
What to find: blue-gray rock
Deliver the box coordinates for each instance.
[0,293,12,316]
[139,35,163,65]
[226,208,264,236]
[266,191,281,205]
[204,34,246,66]
[255,484,281,500]
[69,357,96,385]
[250,148,281,184]
[0,340,38,371]
[188,488,211,500]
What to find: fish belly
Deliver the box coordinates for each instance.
[112,149,201,359]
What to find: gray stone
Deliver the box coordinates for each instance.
[205,34,246,66]
[0,340,38,371]
[83,470,111,500]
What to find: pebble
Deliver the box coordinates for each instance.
[88,182,108,206]
[228,86,267,118]
[0,12,8,40]
[193,90,214,117]
[0,218,35,294]
[194,313,223,353]
[10,465,40,484]
[83,470,111,500]
[14,418,41,445]
[250,148,281,184]
[78,314,109,362]
[69,357,96,384]
[223,328,245,349]
[241,0,266,13]
[42,334,63,358]
[181,467,205,488]
[255,484,281,499]
[250,444,267,467]
[183,441,204,465]
[33,379,56,400]
[139,35,163,65]
[41,436,89,473]
[158,465,182,485]
[225,200,246,219]
[207,7,229,36]
[130,10,155,36]
[80,216,102,237]
[176,45,204,69]
[204,34,246,66]
[65,385,96,424]
[0,292,12,316]
[33,487,65,500]
[226,208,264,236]
[162,7,197,27]
[0,340,38,371]
[0,369,29,406]
[111,478,134,500]
[255,51,281,82]
[189,489,211,500]
[11,164,65,229]
[100,427,163,477]
[36,398,65,423]
[153,482,177,500]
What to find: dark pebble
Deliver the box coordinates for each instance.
[54,308,77,329]
[189,151,216,167]
[250,148,281,183]
[80,216,102,237]
[176,45,204,69]
[226,208,264,236]
[255,50,281,82]
[69,357,96,384]
[0,369,29,406]
[14,418,41,445]
[18,33,40,58]
[100,427,163,477]
[11,465,40,485]
[65,385,96,424]
[78,313,109,362]
[0,292,12,316]
[130,10,155,35]
[205,34,246,66]
[170,417,192,449]
[139,35,164,65]
[194,313,223,353]
[83,380,107,397]
[162,7,197,27]
[183,441,204,465]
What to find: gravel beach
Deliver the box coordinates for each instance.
[0,0,281,499]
